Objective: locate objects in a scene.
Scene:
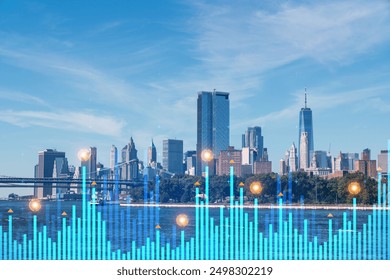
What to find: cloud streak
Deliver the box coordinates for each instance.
[186,0,390,91]
[0,46,135,103]
[0,110,126,137]
[0,89,49,106]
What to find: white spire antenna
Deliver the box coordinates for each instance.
[305,88,307,109]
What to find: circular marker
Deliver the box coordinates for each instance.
[201,149,214,162]
[250,181,263,195]
[176,214,189,228]
[29,199,42,212]
[348,181,361,196]
[77,148,91,162]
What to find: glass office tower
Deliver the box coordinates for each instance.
[298,92,314,169]
[196,90,230,175]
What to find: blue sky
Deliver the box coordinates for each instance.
[0,0,390,196]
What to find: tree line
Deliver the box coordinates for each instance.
[127,172,382,205]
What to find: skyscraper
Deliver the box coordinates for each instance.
[81,147,97,179]
[120,138,139,180]
[122,137,137,163]
[362,148,371,161]
[147,139,157,165]
[184,150,196,175]
[242,126,264,160]
[378,150,389,175]
[163,139,184,175]
[52,157,70,197]
[196,90,230,175]
[110,145,118,171]
[355,148,377,178]
[35,149,66,198]
[289,143,298,172]
[299,132,309,170]
[298,90,314,169]
[333,152,359,172]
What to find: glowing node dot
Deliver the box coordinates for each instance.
[250,181,263,195]
[201,149,214,162]
[77,148,91,162]
[29,199,42,212]
[176,214,189,228]
[348,181,361,196]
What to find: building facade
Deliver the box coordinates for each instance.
[299,132,309,170]
[163,139,184,175]
[298,92,314,169]
[289,143,298,172]
[35,149,67,198]
[147,140,157,165]
[196,90,229,175]
[216,146,242,176]
[378,150,389,175]
[355,148,377,178]
[333,152,359,172]
[254,161,272,174]
[242,126,263,160]
[120,138,139,180]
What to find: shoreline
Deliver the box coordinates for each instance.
[119,203,388,211]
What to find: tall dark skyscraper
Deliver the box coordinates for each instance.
[122,137,138,163]
[120,137,139,180]
[35,149,66,198]
[242,126,264,160]
[196,90,230,175]
[163,139,184,175]
[147,139,157,165]
[298,90,314,169]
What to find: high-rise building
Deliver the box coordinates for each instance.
[306,151,332,176]
[35,149,66,199]
[260,148,269,162]
[242,146,258,166]
[362,148,371,161]
[196,90,229,175]
[110,145,118,171]
[163,139,184,175]
[280,150,290,175]
[355,160,377,178]
[254,161,272,174]
[52,157,70,197]
[299,132,309,170]
[313,151,332,169]
[217,146,241,176]
[122,138,138,163]
[378,150,389,175]
[120,138,139,180]
[289,143,298,172]
[242,126,263,159]
[254,147,272,174]
[280,159,288,175]
[147,140,157,165]
[298,90,314,169]
[355,148,377,178]
[333,152,359,172]
[184,150,197,175]
[81,147,97,179]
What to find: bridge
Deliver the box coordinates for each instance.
[0,176,145,190]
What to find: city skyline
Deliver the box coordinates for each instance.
[1,1,390,196]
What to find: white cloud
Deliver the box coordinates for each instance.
[0,110,126,137]
[0,89,49,106]
[186,0,390,88]
[0,47,135,102]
